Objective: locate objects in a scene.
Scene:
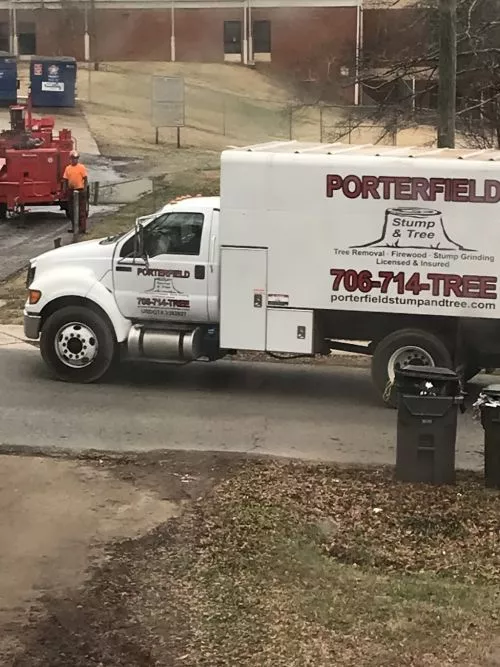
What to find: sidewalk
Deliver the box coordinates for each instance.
[0,325,33,350]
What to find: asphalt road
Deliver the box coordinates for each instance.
[0,212,68,281]
[0,345,488,469]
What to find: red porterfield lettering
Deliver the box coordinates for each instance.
[325,174,500,203]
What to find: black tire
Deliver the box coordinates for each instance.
[0,203,7,220]
[371,328,453,408]
[40,305,116,383]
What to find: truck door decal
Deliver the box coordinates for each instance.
[137,276,190,317]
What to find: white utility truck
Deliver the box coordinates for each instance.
[24,142,500,405]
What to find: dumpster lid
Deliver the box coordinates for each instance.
[395,365,458,382]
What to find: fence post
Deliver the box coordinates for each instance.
[319,106,324,143]
[87,65,92,103]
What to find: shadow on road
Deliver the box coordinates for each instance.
[5,345,491,410]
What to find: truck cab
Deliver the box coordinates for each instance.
[24,196,224,384]
[112,196,220,325]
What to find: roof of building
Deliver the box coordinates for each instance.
[232,141,500,162]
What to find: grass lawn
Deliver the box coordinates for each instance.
[15,458,500,667]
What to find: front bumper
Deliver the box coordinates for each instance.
[24,311,42,340]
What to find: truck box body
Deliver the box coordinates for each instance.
[219,143,500,353]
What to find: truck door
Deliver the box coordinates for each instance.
[112,209,211,323]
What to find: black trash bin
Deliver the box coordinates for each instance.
[394,365,463,485]
[476,385,500,489]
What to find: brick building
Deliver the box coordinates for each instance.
[0,0,363,78]
[0,1,414,98]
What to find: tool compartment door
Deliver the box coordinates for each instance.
[220,246,267,351]
[266,308,314,354]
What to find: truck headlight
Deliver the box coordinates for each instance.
[26,263,36,288]
[28,289,41,305]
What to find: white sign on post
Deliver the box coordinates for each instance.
[151,76,185,147]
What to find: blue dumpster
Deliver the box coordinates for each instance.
[30,56,77,108]
[0,52,18,106]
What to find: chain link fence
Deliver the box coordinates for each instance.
[77,63,435,150]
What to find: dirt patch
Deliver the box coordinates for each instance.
[0,450,242,666]
[0,455,176,660]
[4,453,500,667]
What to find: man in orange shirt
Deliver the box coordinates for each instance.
[63,150,88,234]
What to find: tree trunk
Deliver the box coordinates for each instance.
[437,0,457,148]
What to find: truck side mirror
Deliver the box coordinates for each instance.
[134,219,146,260]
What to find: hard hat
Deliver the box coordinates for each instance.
[70,150,79,158]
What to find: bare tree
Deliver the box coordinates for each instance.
[357,0,500,147]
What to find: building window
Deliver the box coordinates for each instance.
[0,23,8,52]
[18,22,36,55]
[224,21,242,55]
[253,20,271,54]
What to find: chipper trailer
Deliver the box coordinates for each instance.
[0,96,78,219]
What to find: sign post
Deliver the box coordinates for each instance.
[151,76,185,148]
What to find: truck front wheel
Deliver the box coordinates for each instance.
[40,306,116,383]
[371,329,453,408]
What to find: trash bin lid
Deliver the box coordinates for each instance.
[395,365,458,382]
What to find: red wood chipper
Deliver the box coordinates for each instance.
[0,96,81,219]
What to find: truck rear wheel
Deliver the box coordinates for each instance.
[40,306,116,383]
[371,329,453,408]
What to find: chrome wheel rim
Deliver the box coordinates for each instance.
[387,345,435,383]
[54,322,98,368]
